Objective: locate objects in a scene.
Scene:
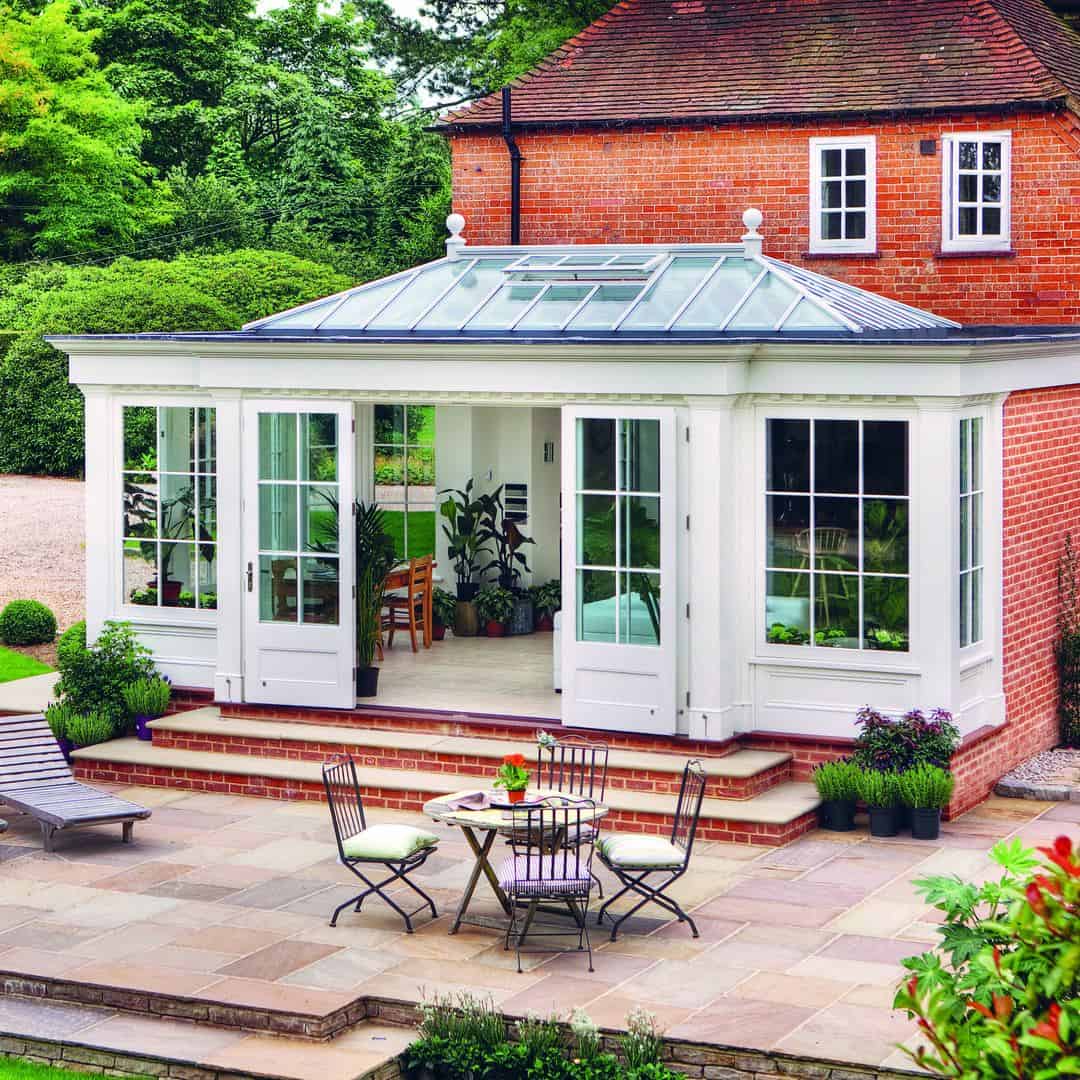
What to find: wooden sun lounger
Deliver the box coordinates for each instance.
[0,714,151,852]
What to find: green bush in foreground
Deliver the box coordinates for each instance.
[811,759,860,802]
[406,995,681,1080]
[0,600,57,646]
[895,836,1079,1078]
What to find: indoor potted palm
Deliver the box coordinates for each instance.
[432,587,457,641]
[122,675,172,741]
[355,500,397,697]
[477,487,535,635]
[494,752,530,804]
[812,759,860,831]
[438,480,488,636]
[476,586,515,637]
[899,763,955,840]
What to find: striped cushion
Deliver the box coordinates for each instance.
[498,854,593,898]
[598,834,685,869]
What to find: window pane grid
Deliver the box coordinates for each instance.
[765,418,909,651]
[949,136,1007,245]
[122,406,217,611]
[959,417,984,647]
[373,404,435,560]
[811,139,874,251]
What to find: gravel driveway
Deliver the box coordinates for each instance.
[0,474,85,632]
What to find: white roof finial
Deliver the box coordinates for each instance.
[741,207,764,258]
[446,213,466,259]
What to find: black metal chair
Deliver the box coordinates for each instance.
[537,734,609,896]
[322,755,439,933]
[595,759,707,941]
[499,795,598,973]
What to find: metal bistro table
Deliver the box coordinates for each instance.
[424,789,609,934]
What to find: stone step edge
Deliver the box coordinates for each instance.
[151,708,792,781]
[73,740,819,826]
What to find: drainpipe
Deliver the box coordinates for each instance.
[502,87,522,245]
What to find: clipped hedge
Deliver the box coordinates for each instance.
[0,599,57,645]
[0,250,351,476]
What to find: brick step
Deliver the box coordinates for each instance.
[149,708,793,800]
[72,738,821,847]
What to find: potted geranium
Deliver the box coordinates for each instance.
[122,675,172,741]
[476,586,515,637]
[432,588,457,641]
[899,763,955,840]
[494,753,530,804]
[857,767,901,837]
[812,759,860,831]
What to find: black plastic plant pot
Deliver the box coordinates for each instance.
[456,582,479,601]
[820,799,856,831]
[356,666,380,698]
[868,805,899,838]
[910,807,942,841]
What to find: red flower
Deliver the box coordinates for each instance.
[504,753,527,769]
[968,1001,994,1019]
[1037,835,1080,877]
[1026,882,1047,916]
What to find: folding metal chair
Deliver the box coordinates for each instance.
[595,759,707,941]
[322,755,439,933]
[536,734,609,896]
[499,795,597,973]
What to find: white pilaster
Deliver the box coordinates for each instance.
[81,386,116,642]
[212,390,244,702]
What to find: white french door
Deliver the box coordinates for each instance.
[242,401,355,708]
[560,406,678,734]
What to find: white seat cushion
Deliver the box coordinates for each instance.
[342,824,438,861]
[598,834,685,870]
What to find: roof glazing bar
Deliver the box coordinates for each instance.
[664,256,726,331]
[359,270,423,330]
[508,283,552,329]
[558,284,600,330]
[761,259,860,332]
[456,279,509,330]
[407,259,479,330]
[717,265,770,330]
[610,254,675,330]
[774,293,804,331]
[311,292,355,331]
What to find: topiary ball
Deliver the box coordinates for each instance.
[0,599,58,646]
[56,620,87,666]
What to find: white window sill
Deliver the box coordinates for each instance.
[935,247,1014,258]
[118,607,219,632]
[750,652,920,676]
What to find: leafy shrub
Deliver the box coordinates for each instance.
[531,580,562,619]
[122,676,171,718]
[852,705,959,772]
[55,620,156,733]
[56,621,87,668]
[1057,533,1080,747]
[476,586,516,624]
[44,701,75,741]
[895,836,1079,1078]
[407,994,682,1080]
[898,764,955,810]
[0,599,57,645]
[767,622,808,645]
[812,760,860,802]
[67,711,114,748]
[856,767,900,809]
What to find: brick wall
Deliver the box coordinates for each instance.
[949,385,1080,814]
[448,108,1080,324]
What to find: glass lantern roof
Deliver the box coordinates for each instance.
[245,244,959,337]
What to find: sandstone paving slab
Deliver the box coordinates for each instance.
[820,933,926,966]
[0,904,50,931]
[652,913,742,943]
[801,857,905,890]
[788,953,906,988]
[611,957,747,1008]
[177,862,281,890]
[694,895,845,928]
[216,939,342,981]
[355,970,520,1008]
[145,880,242,902]
[669,997,817,1050]
[90,861,199,894]
[0,994,114,1040]
[73,1011,247,1059]
[730,970,853,1008]
[202,1032,392,1080]
[534,947,657,984]
[579,993,695,1032]
[0,946,89,978]
[65,960,218,997]
[703,938,822,975]
[1044,801,1080,822]
[221,875,336,911]
[387,955,553,992]
[722,876,868,908]
[192,975,355,1015]
[826,899,931,937]
[774,1000,915,1066]
[63,892,181,932]
[2,856,120,885]
[0,920,104,952]
[147,807,249,831]
[167,923,288,955]
[498,973,608,1017]
[279,945,401,990]
[221,906,327,935]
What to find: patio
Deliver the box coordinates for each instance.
[1,782,1076,1076]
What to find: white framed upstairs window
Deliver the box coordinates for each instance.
[941,132,1011,252]
[809,136,876,254]
[959,417,984,648]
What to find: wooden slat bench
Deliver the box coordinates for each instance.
[0,714,151,851]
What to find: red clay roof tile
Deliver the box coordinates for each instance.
[441,0,1080,127]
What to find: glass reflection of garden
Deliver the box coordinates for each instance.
[122,406,218,611]
[373,404,436,559]
[765,418,910,651]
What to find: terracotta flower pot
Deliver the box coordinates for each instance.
[486,620,506,637]
[507,788,527,804]
[536,614,554,632]
[432,623,447,641]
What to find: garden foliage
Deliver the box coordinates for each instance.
[55,620,156,733]
[405,994,683,1080]
[852,705,960,772]
[811,759,860,802]
[895,835,1079,1078]
[0,600,57,645]
[1057,533,1080,747]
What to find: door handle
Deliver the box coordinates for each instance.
[246,562,254,592]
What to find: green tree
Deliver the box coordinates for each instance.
[0,2,171,259]
[0,248,351,475]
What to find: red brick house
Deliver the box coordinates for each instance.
[441,0,1080,326]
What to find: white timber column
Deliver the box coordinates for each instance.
[82,385,116,642]
[686,398,740,741]
[913,399,961,716]
[212,389,244,703]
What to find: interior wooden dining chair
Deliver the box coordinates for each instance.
[384,554,433,652]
